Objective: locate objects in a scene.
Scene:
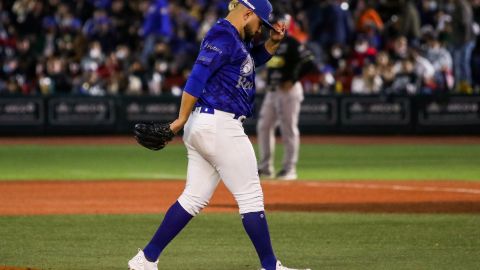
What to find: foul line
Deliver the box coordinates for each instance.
[298,182,480,195]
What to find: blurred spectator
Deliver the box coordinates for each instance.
[405,46,436,93]
[388,58,419,95]
[391,36,409,60]
[472,33,480,92]
[398,0,422,42]
[356,1,384,33]
[145,41,172,95]
[316,66,336,95]
[126,60,147,95]
[419,0,441,27]
[348,35,378,74]
[84,9,117,53]
[46,56,71,94]
[355,0,384,49]
[424,31,454,91]
[450,0,476,93]
[375,51,395,91]
[309,0,354,52]
[326,43,347,70]
[0,0,479,96]
[14,37,36,94]
[334,59,355,94]
[351,63,383,94]
[140,0,173,65]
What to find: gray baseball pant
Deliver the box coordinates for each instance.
[257,82,304,174]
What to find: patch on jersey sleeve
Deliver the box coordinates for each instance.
[197,56,213,64]
[196,41,225,66]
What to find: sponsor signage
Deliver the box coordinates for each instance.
[341,97,410,125]
[124,98,179,122]
[48,97,115,125]
[299,97,337,125]
[418,97,480,125]
[0,98,44,125]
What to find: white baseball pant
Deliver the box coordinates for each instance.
[178,108,264,216]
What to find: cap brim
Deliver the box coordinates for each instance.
[262,20,275,30]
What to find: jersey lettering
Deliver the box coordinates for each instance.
[236,76,254,90]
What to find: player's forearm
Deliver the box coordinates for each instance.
[264,38,281,55]
[251,43,273,66]
[264,22,286,54]
[170,91,197,134]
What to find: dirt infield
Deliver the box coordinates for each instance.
[1,180,479,215]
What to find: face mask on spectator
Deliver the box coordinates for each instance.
[89,48,102,59]
[427,0,438,11]
[156,61,168,73]
[116,49,128,60]
[355,43,368,53]
[331,48,342,59]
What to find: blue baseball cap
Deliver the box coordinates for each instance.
[238,0,274,30]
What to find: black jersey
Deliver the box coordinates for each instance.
[265,35,316,89]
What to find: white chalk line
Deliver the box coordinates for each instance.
[267,181,480,195]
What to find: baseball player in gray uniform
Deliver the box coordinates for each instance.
[129,1,310,270]
[257,13,316,180]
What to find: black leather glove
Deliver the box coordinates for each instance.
[134,122,175,151]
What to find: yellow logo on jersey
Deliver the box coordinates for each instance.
[266,56,285,68]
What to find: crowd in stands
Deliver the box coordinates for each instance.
[1,0,480,96]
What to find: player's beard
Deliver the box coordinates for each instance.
[244,23,259,42]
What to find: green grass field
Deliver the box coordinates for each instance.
[1,213,479,270]
[1,144,480,180]
[1,142,480,269]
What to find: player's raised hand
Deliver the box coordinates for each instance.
[269,21,286,44]
[264,21,286,55]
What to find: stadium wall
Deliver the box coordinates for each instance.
[1,94,479,135]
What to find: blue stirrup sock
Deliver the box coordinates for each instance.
[143,201,193,262]
[242,211,277,270]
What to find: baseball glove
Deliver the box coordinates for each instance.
[134,122,175,151]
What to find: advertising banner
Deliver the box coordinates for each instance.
[122,97,179,123]
[0,98,44,126]
[418,97,480,126]
[48,97,116,125]
[300,97,337,126]
[341,97,411,125]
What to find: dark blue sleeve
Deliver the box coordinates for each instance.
[183,30,233,97]
[184,64,210,98]
[250,43,273,67]
[195,39,231,70]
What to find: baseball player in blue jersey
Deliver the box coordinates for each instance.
[128,1,311,270]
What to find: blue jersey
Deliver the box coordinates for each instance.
[184,19,272,118]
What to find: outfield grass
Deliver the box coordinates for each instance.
[0,213,479,270]
[0,144,479,180]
